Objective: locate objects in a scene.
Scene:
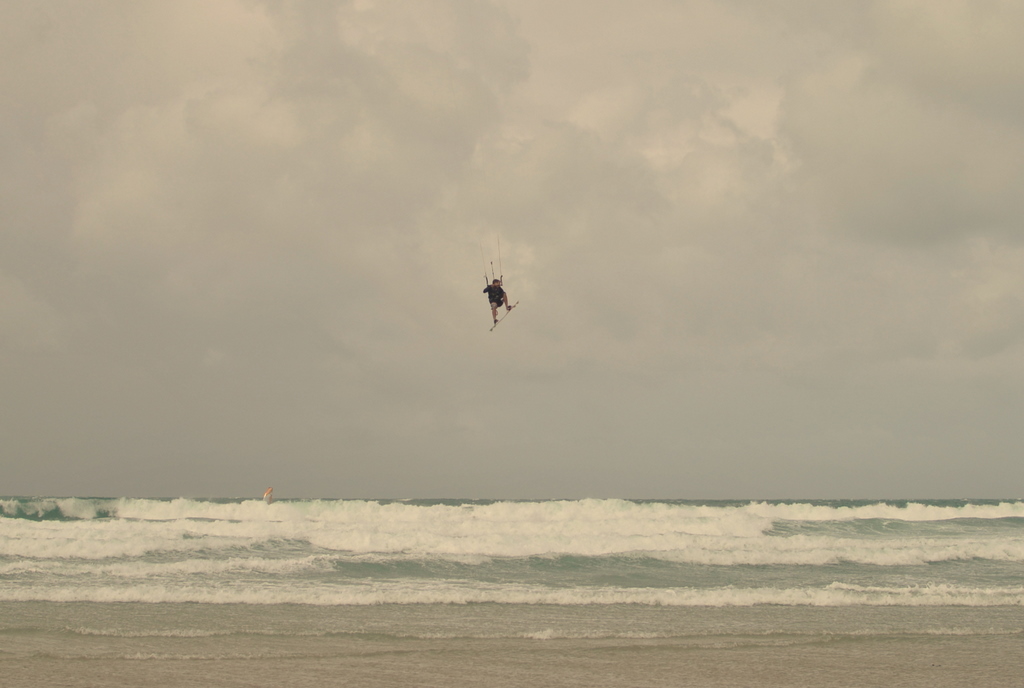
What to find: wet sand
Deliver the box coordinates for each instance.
[6,633,1020,688]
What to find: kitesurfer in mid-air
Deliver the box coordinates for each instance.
[483,278,511,324]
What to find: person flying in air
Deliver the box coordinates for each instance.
[483,278,510,324]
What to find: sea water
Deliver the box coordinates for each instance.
[2,497,1022,686]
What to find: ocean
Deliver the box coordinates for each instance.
[2,497,1022,686]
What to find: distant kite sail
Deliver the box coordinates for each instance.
[263,487,274,504]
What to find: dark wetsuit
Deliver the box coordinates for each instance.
[483,284,506,306]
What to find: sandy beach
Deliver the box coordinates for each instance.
[6,633,1021,688]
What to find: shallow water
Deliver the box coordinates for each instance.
[2,602,1022,687]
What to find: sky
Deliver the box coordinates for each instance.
[3,0,1024,499]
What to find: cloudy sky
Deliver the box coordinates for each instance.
[3,0,1023,499]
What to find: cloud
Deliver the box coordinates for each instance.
[780,1,1024,244]
[0,270,64,354]
[2,0,531,491]
[872,0,1024,117]
[3,0,1024,498]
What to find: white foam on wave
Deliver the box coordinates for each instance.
[644,534,1024,566]
[0,496,1015,530]
[16,496,1024,525]
[4,498,1023,562]
[1,497,99,519]
[0,554,335,579]
[2,579,1021,607]
[745,501,1024,522]
[0,518,256,559]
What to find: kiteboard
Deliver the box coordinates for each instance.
[490,301,518,331]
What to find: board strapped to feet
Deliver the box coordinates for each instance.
[490,301,518,331]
